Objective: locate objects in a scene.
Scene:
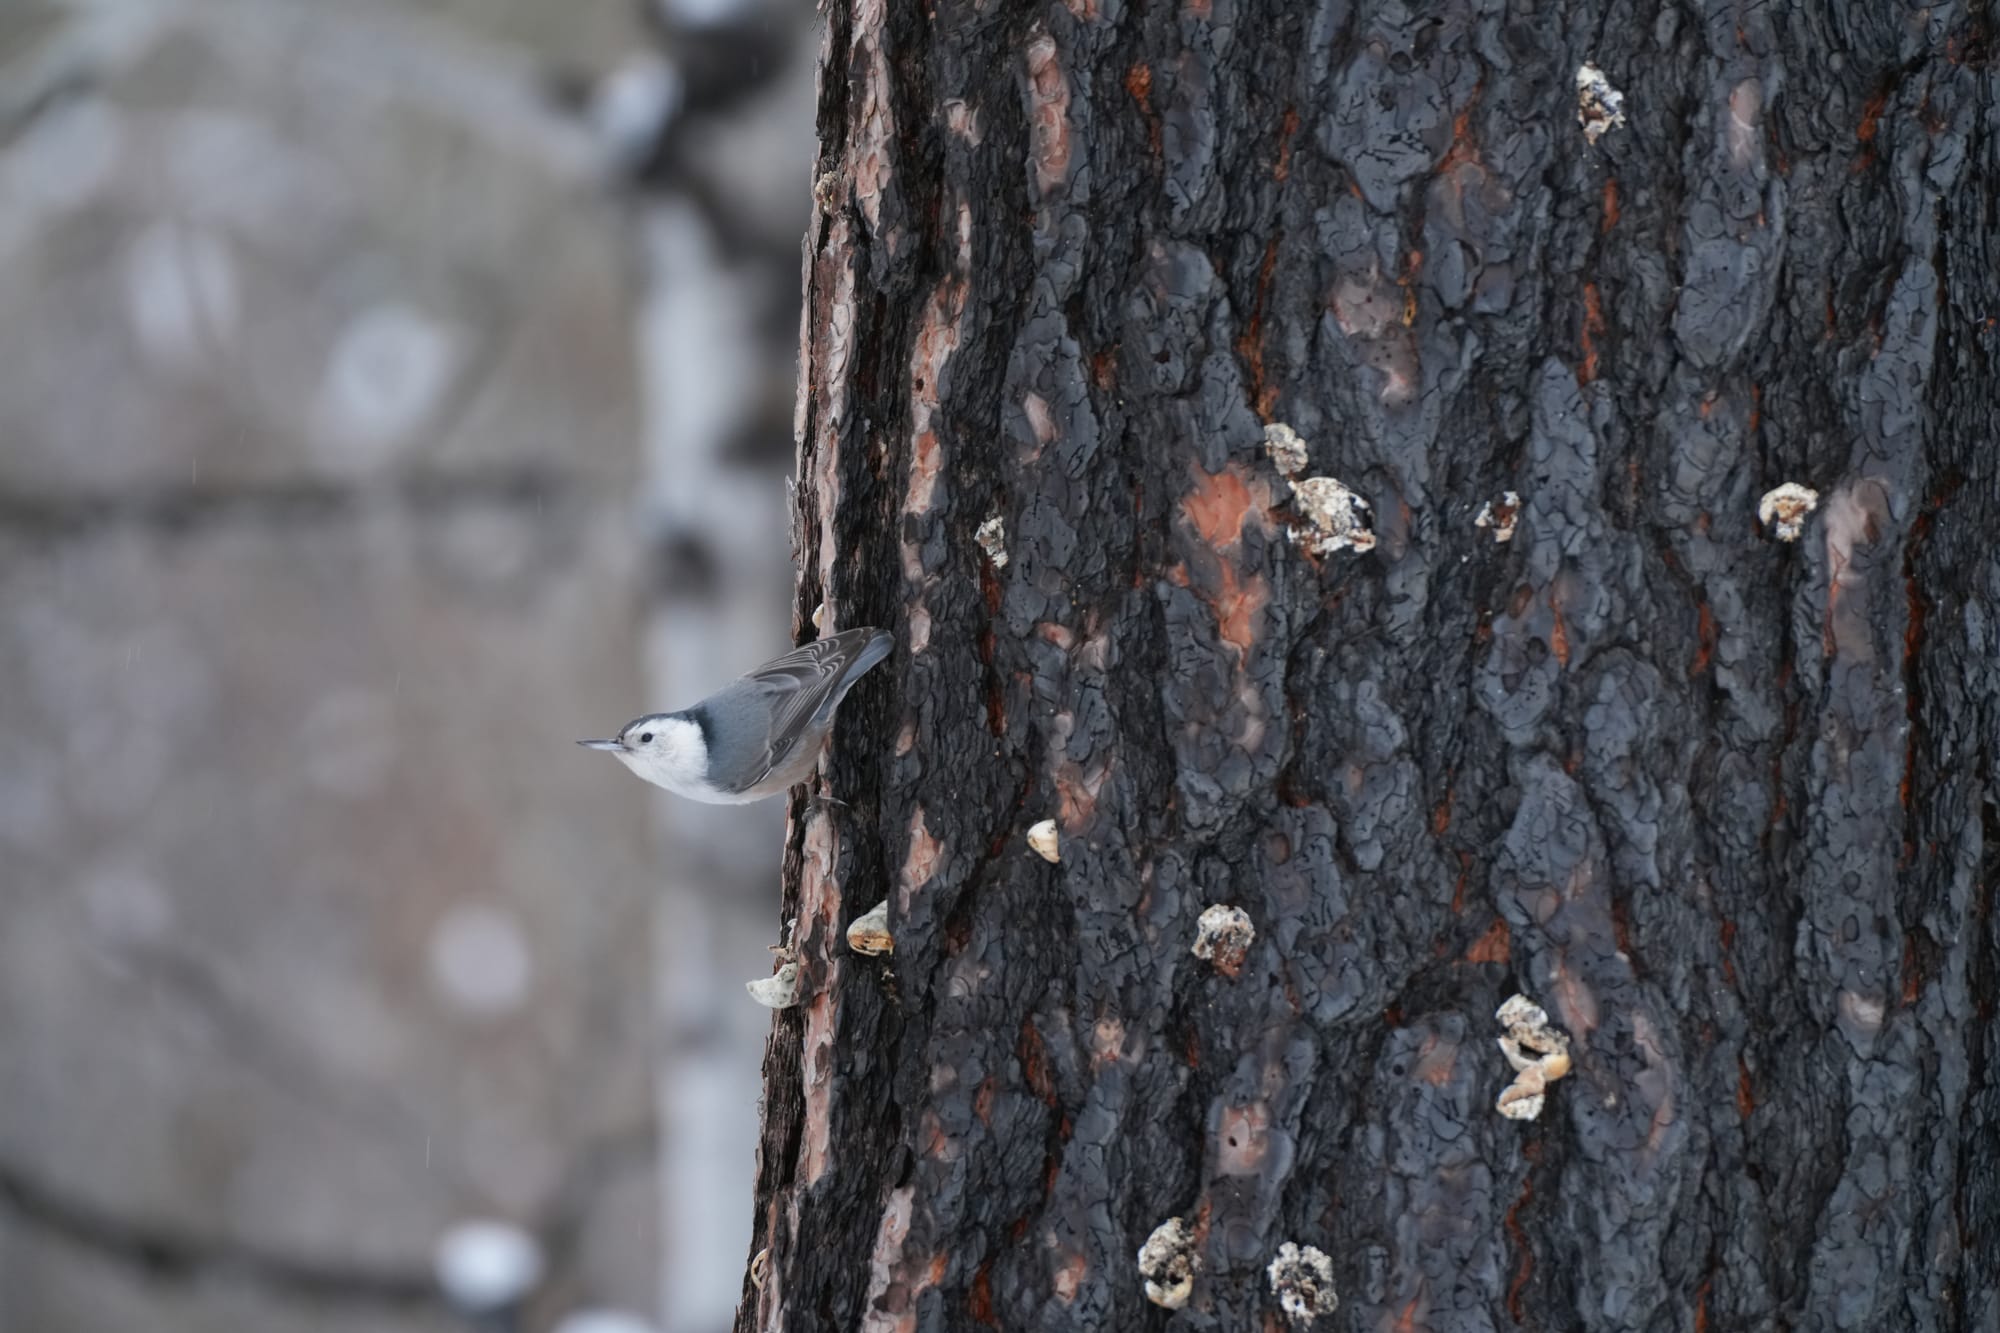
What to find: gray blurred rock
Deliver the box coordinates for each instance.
[0,3,660,1331]
[0,508,659,1328]
[0,0,637,494]
[0,1207,466,1333]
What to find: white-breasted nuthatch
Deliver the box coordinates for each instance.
[579,627,892,803]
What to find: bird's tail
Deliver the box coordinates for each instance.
[814,627,893,724]
[837,628,893,684]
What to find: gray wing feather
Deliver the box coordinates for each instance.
[722,628,891,791]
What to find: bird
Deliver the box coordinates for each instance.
[579,627,892,803]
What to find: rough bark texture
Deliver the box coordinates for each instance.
[746,2,1999,1330]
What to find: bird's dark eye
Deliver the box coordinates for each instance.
[639,732,654,744]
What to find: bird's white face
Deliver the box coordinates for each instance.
[600,716,710,796]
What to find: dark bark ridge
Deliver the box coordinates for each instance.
[745,2,1999,1330]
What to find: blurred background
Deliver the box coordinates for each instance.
[0,1,813,1330]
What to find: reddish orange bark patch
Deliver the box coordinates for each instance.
[1412,1033,1460,1086]
[1237,235,1282,418]
[899,807,943,912]
[1611,895,1634,956]
[1551,958,1600,1036]
[1504,1161,1537,1322]
[1211,561,1268,653]
[1549,597,1571,667]
[1736,1056,1755,1120]
[1853,90,1885,173]
[1056,756,1109,828]
[1183,465,1254,547]
[801,990,840,1185]
[907,430,942,521]
[1437,92,1481,171]
[1431,787,1453,835]
[1466,918,1511,964]
[1022,391,1057,447]
[1601,178,1620,230]
[1858,89,1887,142]
[1124,62,1152,113]
[1578,282,1604,384]
[1051,1249,1087,1303]
[1019,1019,1056,1105]
[920,1111,950,1159]
[969,1262,997,1326]
[1274,106,1300,182]
[1692,601,1717,676]
[1695,1276,1713,1333]
[1025,35,1072,199]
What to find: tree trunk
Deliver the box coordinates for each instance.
[742,2,1999,1330]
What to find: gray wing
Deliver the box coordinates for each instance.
[706,628,892,792]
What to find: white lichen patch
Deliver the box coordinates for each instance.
[975,513,1009,568]
[1475,491,1521,543]
[1495,993,1573,1121]
[746,960,800,1009]
[846,900,893,956]
[1137,1216,1200,1310]
[1576,64,1627,145]
[1288,476,1375,555]
[1027,818,1061,863]
[1264,422,1310,477]
[812,169,844,217]
[1266,1242,1337,1325]
[1758,482,1819,542]
[1192,904,1255,978]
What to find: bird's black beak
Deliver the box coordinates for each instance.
[577,738,624,752]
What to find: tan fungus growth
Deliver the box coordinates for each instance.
[1263,421,1310,476]
[1758,482,1819,542]
[1495,993,1573,1120]
[746,960,800,1009]
[1266,1242,1337,1325]
[847,901,893,956]
[1137,1216,1199,1310]
[1576,63,1627,144]
[1288,476,1375,555]
[1475,491,1521,543]
[975,513,1009,568]
[1191,904,1255,978]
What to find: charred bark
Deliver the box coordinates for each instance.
[743,2,2000,1330]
